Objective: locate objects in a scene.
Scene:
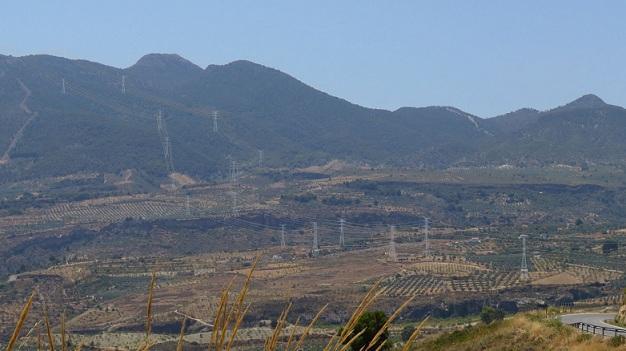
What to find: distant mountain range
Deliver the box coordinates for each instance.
[0,53,625,183]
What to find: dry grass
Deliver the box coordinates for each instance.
[175,318,186,351]
[413,312,626,351]
[136,272,157,351]
[4,256,431,351]
[264,302,291,350]
[401,315,430,351]
[5,292,34,351]
[43,306,54,351]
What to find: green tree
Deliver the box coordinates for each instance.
[602,240,618,254]
[480,306,504,325]
[347,310,392,351]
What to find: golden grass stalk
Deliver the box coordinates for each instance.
[337,328,366,351]
[324,280,382,351]
[5,291,34,351]
[61,313,67,351]
[265,302,292,351]
[225,304,250,350]
[37,330,42,351]
[136,272,157,351]
[220,256,259,350]
[43,306,55,351]
[209,255,258,351]
[138,341,155,351]
[210,280,233,350]
[292,303,328,351]
[73,341,83,351]
[284,317,300,351]
[176,317,187,351]
[16,320,42,351]
[400,315,430,351]
[146,272,157,338]
[365,296,415,351]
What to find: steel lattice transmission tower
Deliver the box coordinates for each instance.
[212,111,219,132]
[121,75,126,94]
[388,225,397,262]
[424,217,430,257]
[312,222,319,257]
[280,224,286,249]
[185,194,191,217]
[519,234,529,280]
[339,218,345,248]
[230,160,238,185]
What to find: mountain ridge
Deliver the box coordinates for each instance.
[0,52,624,183]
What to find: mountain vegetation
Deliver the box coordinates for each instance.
[1,53,625,184]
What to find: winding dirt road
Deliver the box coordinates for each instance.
[0,78,37,165]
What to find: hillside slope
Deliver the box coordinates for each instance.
[414,313,626,350]
[1,53,625,183]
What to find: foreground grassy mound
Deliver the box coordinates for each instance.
[413,312,626,351]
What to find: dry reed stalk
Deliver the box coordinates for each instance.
[136,272,157,351]
[60,313,66,351]
[43,306,55,351]
[265,302,292,351]
[138,341,155,351]
[5,291,34,351]
[210,281,233,350]
[146,272,157,338]
[284,317,300,351]
[218,256,259,350]
[16,319,42,351]
[225,304,250,350]
[324,281,382,351]
[176,317,187,351]
[400,315,430,351]
[365,296,415,351]
[292,304,328,351]
[337,329,366,351]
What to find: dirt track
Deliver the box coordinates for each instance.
[0,78,37,164]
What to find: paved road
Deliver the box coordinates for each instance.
[560,313,626,331]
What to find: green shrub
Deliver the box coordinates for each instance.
[608,335,626,347]
[347,310,392,351]
[480,306,504,325]
[576,333,592,342]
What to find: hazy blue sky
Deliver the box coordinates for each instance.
[1,1,625,116]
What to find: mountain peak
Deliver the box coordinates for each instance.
[130,53,202,72]
[563,94,606,109]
